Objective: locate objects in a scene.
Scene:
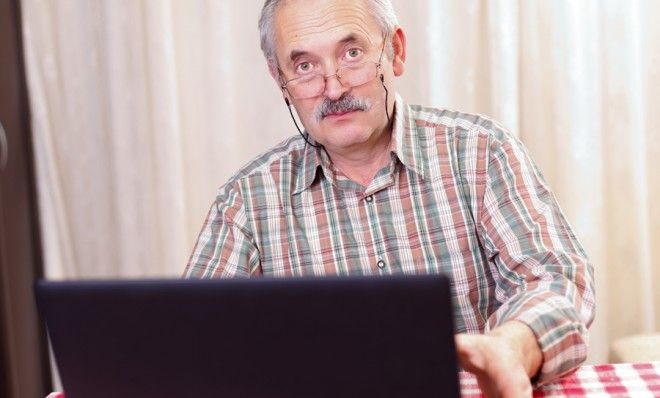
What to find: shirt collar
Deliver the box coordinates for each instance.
[293,138,323,194]
[389,93,427,180]
[293,93,427,194]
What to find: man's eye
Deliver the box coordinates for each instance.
[296,62,313,74]
[346,48,363,59]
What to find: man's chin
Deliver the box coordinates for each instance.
[320,129,373,151]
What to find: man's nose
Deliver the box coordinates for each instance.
[323,74,349,101]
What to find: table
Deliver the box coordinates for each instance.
[461,362,660,397]
[46,362,660,398]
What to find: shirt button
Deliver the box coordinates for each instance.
[365,195,373,203]
[377,259,386,269]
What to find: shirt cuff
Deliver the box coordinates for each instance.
[486,291,590,384]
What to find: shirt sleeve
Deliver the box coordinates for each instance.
[183,184,261,278]
[477,130,595,384]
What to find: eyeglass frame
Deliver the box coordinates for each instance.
[277,34,389,100]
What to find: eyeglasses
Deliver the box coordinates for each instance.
[279,35,387,100]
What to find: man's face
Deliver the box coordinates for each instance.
[273,0,402,152]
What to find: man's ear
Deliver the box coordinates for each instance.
[391,26,407,77]
[267,60,290,104]
[268,59,279,81]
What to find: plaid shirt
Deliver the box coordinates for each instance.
[185,94,595,383]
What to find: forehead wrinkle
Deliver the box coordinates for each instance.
[286,6,371,33]
[287,21,374,49]
[279,3,379,49]
[286,2,372,29]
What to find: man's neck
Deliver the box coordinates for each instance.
[324,127,394,188]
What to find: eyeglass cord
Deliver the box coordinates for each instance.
[285,97,322,148]
[285,75,391,149]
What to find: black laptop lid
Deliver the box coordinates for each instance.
[36,275,460,398]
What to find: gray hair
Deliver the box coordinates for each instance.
[258,0,399,68]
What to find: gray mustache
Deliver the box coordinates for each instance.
[315,95,372,121]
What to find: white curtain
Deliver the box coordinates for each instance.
[22,0,660,366]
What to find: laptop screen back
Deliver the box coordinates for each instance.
[36,275,460,398]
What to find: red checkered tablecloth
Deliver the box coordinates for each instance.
[461,362,660,397]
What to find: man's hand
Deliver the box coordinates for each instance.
[455,321,543,398]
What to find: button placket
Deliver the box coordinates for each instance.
[363,192,385,271]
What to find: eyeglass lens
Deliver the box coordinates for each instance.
[288,62,379,99]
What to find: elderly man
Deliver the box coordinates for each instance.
[185,0,595,396]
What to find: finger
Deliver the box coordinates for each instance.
[455,334,487,373]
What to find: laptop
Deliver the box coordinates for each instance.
[35,274,460,398]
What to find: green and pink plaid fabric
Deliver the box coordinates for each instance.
[185,94,595,383]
